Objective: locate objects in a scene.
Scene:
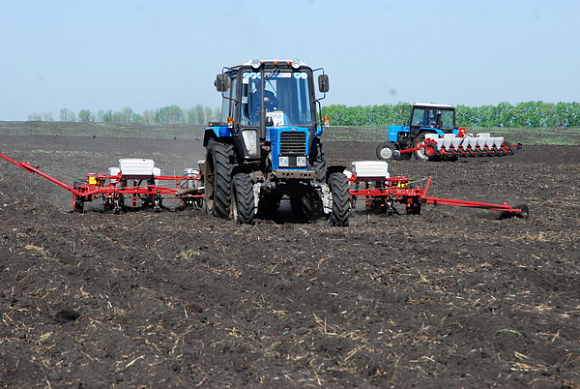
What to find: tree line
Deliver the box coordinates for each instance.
[27,101,580,128]
[321,101,580,128]
[27,104,220,125]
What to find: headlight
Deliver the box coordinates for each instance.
[251,59,261,69]
[296,156,307,167]
[279,156,289,167]
[242,129,258,155]
[291,58,301,69]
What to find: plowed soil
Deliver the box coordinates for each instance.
[1,133,579,388]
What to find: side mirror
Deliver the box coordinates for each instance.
[318,74,329,93]
[215,74,231,92]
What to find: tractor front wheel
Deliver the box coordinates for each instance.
[376,142,398,161]
[232,173,255,224]
[328,173,350,226]
[301,190,323,222]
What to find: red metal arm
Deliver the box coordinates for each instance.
[1,153,83,196]
[421,196,525,214]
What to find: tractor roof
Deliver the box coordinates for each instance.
[229,59,308,69]
[413,103,455,109]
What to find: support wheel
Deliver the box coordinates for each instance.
[515,204,529,219]
[204,138,234,218]
[73,196,84,213]
[232,173,255,225]
[505,143,515,156]
[499,204,529,219]
[72,179,85,213]
[328,173,350,226]
[406,199,421,215]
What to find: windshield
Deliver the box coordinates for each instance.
[411,107,455,129]
[240,70,313,126]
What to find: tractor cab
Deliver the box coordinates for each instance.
[409,103,456,135]
[210,59,329,165]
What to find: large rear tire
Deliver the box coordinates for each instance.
[232,173,255,224]
[204,138,233,218]
[413,133,430,162]
[328,173,350,226]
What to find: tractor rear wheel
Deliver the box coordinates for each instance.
[204,139,233,218]
[328,173,350,226]
[232,173,255,224]
[413,133,430,162]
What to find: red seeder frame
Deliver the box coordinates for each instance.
[348,174,528,217]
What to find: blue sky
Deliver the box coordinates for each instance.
[1,0,578,121]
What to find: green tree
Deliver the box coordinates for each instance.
[59,108,76,122]
[142,110,156,124]
[27,113,43,121]
[188,104,205,124]
[155,105,184,124]
[111,107,135,123]
[98,110,113,122]
[78,109,92,122]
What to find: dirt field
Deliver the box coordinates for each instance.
[1,133,579,388]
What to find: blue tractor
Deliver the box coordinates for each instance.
[376,103,521,161]
[203,59,350,225]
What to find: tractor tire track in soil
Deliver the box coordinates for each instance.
[1,134,579,387]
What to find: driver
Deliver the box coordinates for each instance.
[262,90,278,111]
[248,89,279,125]
[427,110,438,127]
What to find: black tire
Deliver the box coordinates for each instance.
[73,179,85,213]
[515,204,529,219]
[328,173,350,226]
[406,199,421,215]
[232,173,255,224]
[204,138,234,218]
[290,196,303,217]
[500,203,529,220]
[376,142,397,161]
[301,190,323,222]
[505,143,515,156]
